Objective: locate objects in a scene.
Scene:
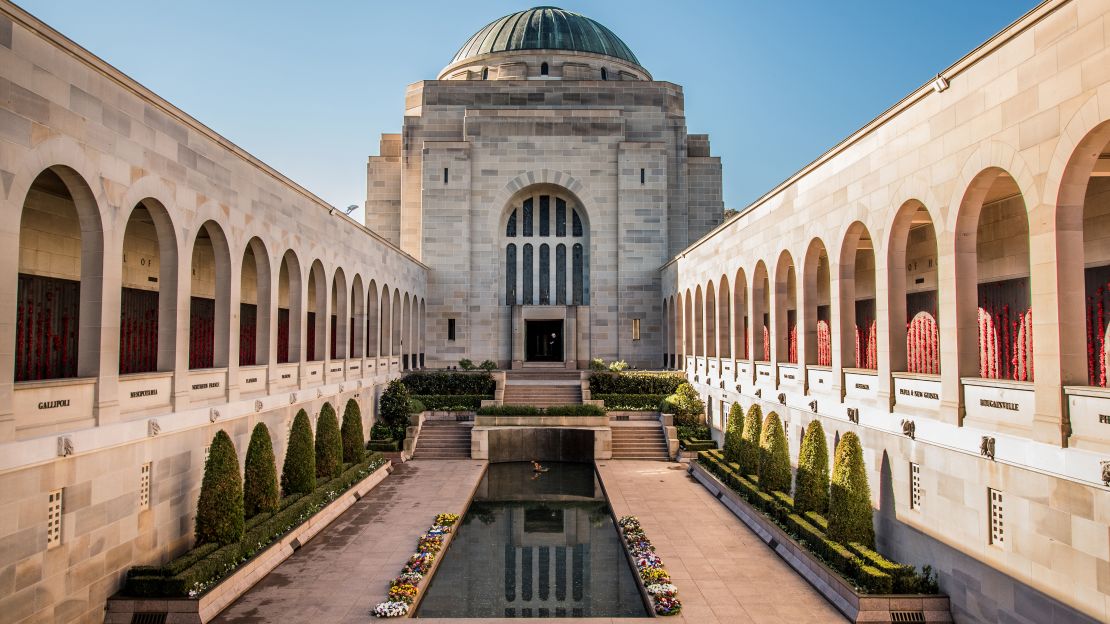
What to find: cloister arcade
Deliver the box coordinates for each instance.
[665,125,1110,452]
[11,162,426,441]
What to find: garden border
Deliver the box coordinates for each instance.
[688,461,952,623]
[106,460,394,624]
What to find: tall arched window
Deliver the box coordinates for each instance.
[600,67,608,81]
[539,244,550,304]
[506,244,517,304]
[502,190,589,307]
[540,62,549,76]
[523,244,534,305]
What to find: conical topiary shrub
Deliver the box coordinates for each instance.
[195,430,244,546]
[738,403,763,476]
[315,403,343,480]
[281,409,316,496]
[341,398,366,464]
[794,420,830,515]
[243,423,279,518]
[757,411,792,493]
[828,431,875,548]
[723,402,744,464]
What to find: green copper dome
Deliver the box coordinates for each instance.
[452,6,641,67]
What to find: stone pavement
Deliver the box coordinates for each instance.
[596,460,845,624]
[213,460,487,624]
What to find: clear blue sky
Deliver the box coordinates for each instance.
[18,1,1041,221]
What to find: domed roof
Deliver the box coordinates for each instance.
[451,6,641,67]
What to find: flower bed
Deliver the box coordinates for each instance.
[373,512,460,618]
[476,404,605,416]
[616,516,682,616]
[125,455,387,598]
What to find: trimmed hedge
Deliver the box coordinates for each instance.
[795,420,830,515]
[315,403,343,480]
[243,423,279,518]
[476,404,605,416]
[723,402,744,464]
[195,430,244,547]
[662,383,705,426]
[697,451,917,596]
[341,399,366,464]
[680,438,717,451]
[281,410,316,496]
[368,439,401,452]
[588,371,686,395]
[411,394,488,411]
[126,455,387,597]
[400,371,495,395]
[828,432,875,548]
[595,393,668,411]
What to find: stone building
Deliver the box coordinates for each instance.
[365,6,723,369]
[0,1,1108,623]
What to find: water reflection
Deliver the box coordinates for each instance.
[416,462,647,618]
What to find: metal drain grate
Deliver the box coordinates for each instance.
[614,415,629,421]
[130,613,167,624]
[891,611,926,623]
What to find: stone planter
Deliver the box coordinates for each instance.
[688,462,952,623]
[474,414,607,427]
[106,461,394,623]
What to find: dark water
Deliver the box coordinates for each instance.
[416,462,648,618]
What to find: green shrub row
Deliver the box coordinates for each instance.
[676,423,711,441]
[411,394,489,411]
[679,439,716,451]
[367,439,401,452]
[595,393,668,411]
[126,454,386,597]
[400,371,496,395]
[698,451,933,595]
[476,404,606,416]
[588,371,686,395]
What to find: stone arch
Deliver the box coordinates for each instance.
[330,267,348,359]
[952,164,1034,381]
[683,289,693,363]
[718,275,731,359]
[239,236,271,367]
[887,200,940,375]
[803,238,832,367]
[1044,92,1110,387]
[277,250,302,363]
[118,196,180,374]
[350,274,365,358]
[839,222,876,370]
[13,165,105,380]
[774,250,798,363]
[705,280,717,358]
[391,287,402,362]
[366,279,379,358]
[380,284,391,358]
[752,261,770,361]
[694,285,705,358]
[733,267,749,359]
[187,219,232,369]
[306,260,327,361]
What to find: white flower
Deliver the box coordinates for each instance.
[373,601,410,617]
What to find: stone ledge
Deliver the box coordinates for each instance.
[106,460,394,624]
[688,461,952,623]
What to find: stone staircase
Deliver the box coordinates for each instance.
[610,423,670,460]
[502,370,582,407]
[413,421,472,459]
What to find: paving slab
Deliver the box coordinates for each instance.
[213,460,486,624]
[596,460,846,624]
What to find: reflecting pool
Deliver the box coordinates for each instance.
[416,462,648,618]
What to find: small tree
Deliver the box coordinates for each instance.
[671,383,706,426]
[757,411,791,493]
[281,409,316,496]
[723,403,744,464]
[738,403,763,476]
[315,403,343,479]
[379,379,412,440]
[341,399,367,464]
[794,420,830,515]
[478,359,497,372]
[828,432,875,548]
[195,430,244,546]
[243,423,279,518]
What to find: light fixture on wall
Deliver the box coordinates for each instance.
[345,205,358,215]
[931,74,949,93]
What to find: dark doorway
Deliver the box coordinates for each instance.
[526,320,563,362]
